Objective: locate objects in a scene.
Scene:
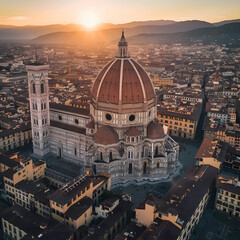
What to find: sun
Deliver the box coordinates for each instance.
[81,11,99,29]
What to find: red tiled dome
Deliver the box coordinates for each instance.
[93,126,119,145]
[125,127,142,136]
[91,58,155,105]
[147,122,165,139]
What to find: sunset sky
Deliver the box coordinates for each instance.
[0,0,240,26]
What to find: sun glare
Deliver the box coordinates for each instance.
[81,11,99,29]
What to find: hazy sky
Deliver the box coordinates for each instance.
[0,0,240,26]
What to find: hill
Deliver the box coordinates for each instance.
[31,20,213,45]
[128,23,240,46]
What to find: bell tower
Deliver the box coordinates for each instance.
[26,63,50,156]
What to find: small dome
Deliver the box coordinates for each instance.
[86,120,95,129]
[94,126,119,145]
[125,127,142,136]
[147,122,165,139]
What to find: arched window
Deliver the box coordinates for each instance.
[109,152,113,162]
[41,83,44,94]
[143,162,147,174]
[128,149,133,159]
[131,137,134,142]
[129,163,132,174]
[32,83,36,94]
[74,148,77,156]
[157,162,160,168]
[100,152,103,161]
[155,146,159,157]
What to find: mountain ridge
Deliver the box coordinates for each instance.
[30,20,214,45]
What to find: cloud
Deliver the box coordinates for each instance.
[8,16,29,21]
[0,16,29,21]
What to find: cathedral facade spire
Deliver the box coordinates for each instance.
[116,29,129,58]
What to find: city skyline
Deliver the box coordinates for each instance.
[0,0,240,26]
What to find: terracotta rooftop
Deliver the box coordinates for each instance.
[91,58,155,105]
[94,126,119,145]
[125,127,142,137]
[50,120,86,135]
[147,122,165,139]
[50,102,90,117]
[195,138,218,159]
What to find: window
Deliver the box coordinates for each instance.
[128,151,133,158]
[129,114,136,122]
[105,113,112,121]
[231,194,236,198]
[75,119,79,124]
[33,83,36,94]
[129,163,132,174]
[58,115,62,121]
[41,83,44,94]
[109,152,113,162]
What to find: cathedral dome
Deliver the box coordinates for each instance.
[147,122,165,139]
[91,31,155,107]
[93,126,119,145]
[91,58,155,105]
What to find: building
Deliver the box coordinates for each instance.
[82,198,132,240]
[195,138,228,169]
[196,138,240,172]
[135,165,218,240]
[48,173,111,229]
[153,76,173,89]
[215,174,240,218]
[162,88,204,104]
[158,102,202,139]
[203,119,240,151]
[0,152,112,232]
[1,204,73,240]
[27,31,179,185]
[0,123,32,151]
[1,153,46,204]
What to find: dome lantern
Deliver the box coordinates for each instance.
[116,29,129,58]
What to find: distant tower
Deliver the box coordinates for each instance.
[26,63,50,156]
[116,29,129,58]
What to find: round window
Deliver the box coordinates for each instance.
[105,113,112,121]
[129,114,135,122]
[58,115,62,121]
